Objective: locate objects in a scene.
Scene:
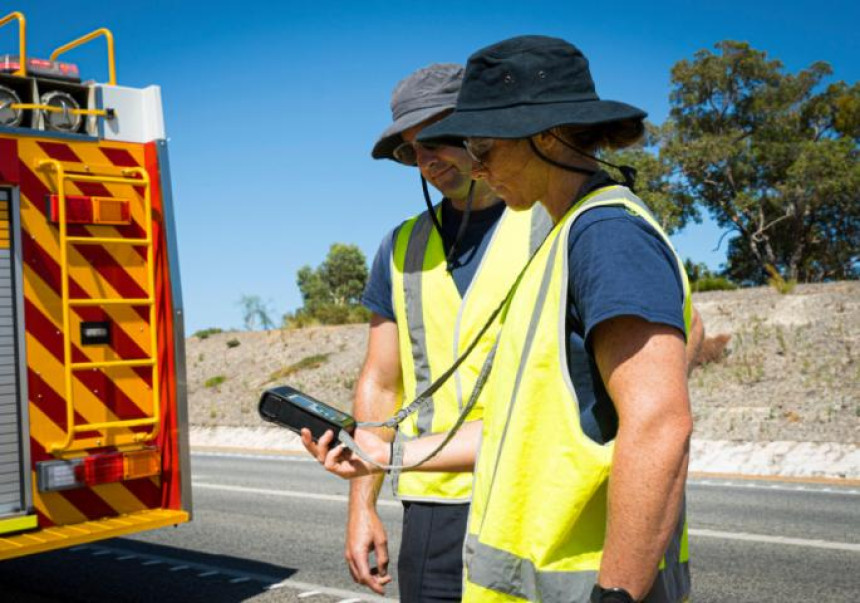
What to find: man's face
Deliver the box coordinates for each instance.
[400,120,473,200]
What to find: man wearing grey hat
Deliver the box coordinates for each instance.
[347,64,551,601]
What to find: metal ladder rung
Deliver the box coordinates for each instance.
[69,298,153,306]
[71,358,155,370]
[66,236,151,245]
[73,417,157,432]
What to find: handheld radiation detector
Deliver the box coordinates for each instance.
[259,385,356,443]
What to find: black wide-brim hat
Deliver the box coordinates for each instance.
[418,35,646,141]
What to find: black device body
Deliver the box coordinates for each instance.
[259,385,356,443]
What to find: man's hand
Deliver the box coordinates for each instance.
[346,504,392,594]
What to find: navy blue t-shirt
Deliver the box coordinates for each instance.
[362,174,686,446]
[362,199,506,321]
[564,173,686,444]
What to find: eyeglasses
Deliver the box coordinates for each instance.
[464,137,495,164]
[392,140,446,166]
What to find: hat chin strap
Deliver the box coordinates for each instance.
[528,135,638,192]
[420,175,475,272]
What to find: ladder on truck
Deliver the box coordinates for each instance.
[39,160,160,454]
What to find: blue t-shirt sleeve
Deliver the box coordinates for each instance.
[567,207,686,346]
[361,227,400,321]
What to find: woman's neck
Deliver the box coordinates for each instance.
[542,169,590,223]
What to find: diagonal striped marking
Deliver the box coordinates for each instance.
[90,482,148,516]
[21,212,153,357]
[37,141,82,163]
[24,294,151,431]
[100,147,139,168]
[24,329,141,442]
[28,369,91,437]
[24,274,153,415]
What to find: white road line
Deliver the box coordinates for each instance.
[193,451,312,462]
[689,480,860,496]
[689,529,860,552]
[297,591,322,598]
[193,482,401,508]
[74,544,397,602]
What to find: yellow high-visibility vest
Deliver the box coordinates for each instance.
[465,186,692,601]
[390,203,551,502]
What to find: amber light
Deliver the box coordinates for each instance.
[47,194,131,225]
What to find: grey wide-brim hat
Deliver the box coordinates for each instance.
[371,63,463,161]
[418,36,646,142]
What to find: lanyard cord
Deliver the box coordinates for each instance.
[421,175,475,272]
[338,210,552,471]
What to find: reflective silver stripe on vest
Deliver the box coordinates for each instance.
[529,203,553,255]
[403,211,436,436]
[467,534,596,602]
[475,234,562,540]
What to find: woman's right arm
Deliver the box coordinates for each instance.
[301,419,482,479]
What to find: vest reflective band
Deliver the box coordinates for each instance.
[390,204,551,502]
[464,186,692,602]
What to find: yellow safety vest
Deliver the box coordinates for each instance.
[390,203,552,502]
[465,186,692,602]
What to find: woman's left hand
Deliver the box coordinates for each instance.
[300,428,388,480]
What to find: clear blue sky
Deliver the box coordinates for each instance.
[13,0,860,333]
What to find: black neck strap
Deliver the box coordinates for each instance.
[420,175,475,272]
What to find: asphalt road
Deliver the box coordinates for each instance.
[0,452,857,602]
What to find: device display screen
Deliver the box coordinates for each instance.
[288,393,351,424]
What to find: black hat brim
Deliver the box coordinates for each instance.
[417,99,647,142]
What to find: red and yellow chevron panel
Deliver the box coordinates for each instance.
[0,133,185,556]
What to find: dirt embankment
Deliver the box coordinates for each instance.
[187,281,859,445]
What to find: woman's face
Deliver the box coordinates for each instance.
[469,138,545,211]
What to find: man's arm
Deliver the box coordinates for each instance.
[592,315,693,600]
[346,313,402,595]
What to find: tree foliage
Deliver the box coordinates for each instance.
[663,41,859,283]
[603,122,698,235]
[288,243,370,326]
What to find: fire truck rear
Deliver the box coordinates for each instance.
[0,11,191,560]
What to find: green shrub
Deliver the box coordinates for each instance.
[267,353,331,383]
[194,327,223,340]
[226,338,241,348]
[204,375,227,388]
[282,310,320,329]
[765,265,797,295]
[692,276,738,292]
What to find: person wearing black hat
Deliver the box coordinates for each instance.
[305,37,701,603]
[348,63,551,601]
